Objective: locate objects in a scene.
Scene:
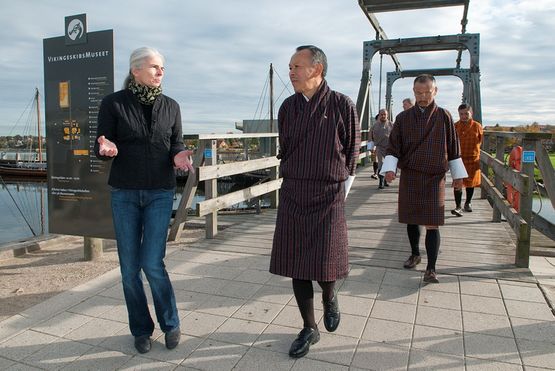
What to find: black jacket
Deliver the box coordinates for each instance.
[94,89,185,189]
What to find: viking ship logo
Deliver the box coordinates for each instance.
[67,19,84,41]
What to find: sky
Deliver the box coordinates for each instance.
[0,0,554,136]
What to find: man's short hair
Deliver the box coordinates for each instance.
[296,45,328,77]
[458,103,473,111]
[413,74,436,85]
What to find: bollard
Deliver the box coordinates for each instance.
[84,237,103,261]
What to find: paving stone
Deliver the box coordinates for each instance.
[253,324,298,354]
[510,317,555,343]
[517,338,555,369]
[382,269,422,289]
[31,312,93,338]
[465,357,524,371]
[118,356,176,370]
[0,330,58,361]
[416,306,462,331]
[291,357,349,371]
[499,282,547,303]
[249,285,294,304]
[233,300,284,323]
[215,280,262,300]
[233,268,273,285]
[6,363,43,370]
[376,283,419,304]
[22,338,92,370]
[460,279,502,298]
[233,347,295,371]
[460,294,507,316]
[362,318,412,348]
[0,315,37,344]
[174,276,228,295]
[208,317,268,346]
[303,332,359,366]
[347,266,386,284]
[64,318,127,346]
[60,347,132,371]
[173,289,211,312]
[351,340,409,370]
[370,300,416,324]
[146,333,204,365]
[408,348,464,370]
[462,311,513,338]
[339,280,380,299]
[194,295,245,317]
[317,313,366,339]
[67,295,122,317]
[411,325,463,356]
[272,305,322,329]
[180,312,227,338]
[97,326,161,356]
[463,332,521,364]
[420,274,460,294]
[336,295,374,317]
[0,357,15,369]
[504,299,554,321]
[418,289,461,310]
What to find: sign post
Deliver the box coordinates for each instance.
[43,14,115,254]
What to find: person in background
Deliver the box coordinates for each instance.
[370,113,380,179]
[370,109,393,189]
[381,74,467,283]
[451,103,483,216]
[94,47,193,354]
[270,45,360,358]
[402,97,414,111]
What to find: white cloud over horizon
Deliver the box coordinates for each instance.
[0,0,554,136]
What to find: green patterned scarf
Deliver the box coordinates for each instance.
[128,80,162,105]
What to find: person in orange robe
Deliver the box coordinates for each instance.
[451,103,483,216]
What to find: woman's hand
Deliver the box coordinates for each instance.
[97,135,118,157]
[174,150,194,172]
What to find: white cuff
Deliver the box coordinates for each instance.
[379,155,398,176]
[449,158,468,179]
[344,175,355,200]
[367,141,375,151]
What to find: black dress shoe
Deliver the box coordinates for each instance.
[134,335,152,354]
[323,296,340,332]
[289,327,320,358]
[165,328,181,349]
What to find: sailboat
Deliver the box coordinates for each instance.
[0,88,46,178]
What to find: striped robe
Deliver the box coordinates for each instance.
[388,102,461,226]
[455,119,483,188]
[270,81,360,281]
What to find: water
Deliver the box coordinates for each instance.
[0,180,48,245]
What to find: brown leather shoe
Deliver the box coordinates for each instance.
[423,270,439,284]
[403,255,421,269]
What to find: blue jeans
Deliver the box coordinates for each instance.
[111,188,179,337]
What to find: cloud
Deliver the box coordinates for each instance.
[0,0,553,136]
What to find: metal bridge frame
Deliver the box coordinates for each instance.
[357,33,482,131]
[355,0,478,132]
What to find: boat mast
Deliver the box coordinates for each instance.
[269,63,274,132]
[35,88,43,163]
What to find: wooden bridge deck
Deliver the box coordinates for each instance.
[190,167,536,283]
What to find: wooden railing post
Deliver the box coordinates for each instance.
[515,138,535,267]
[205,140,218,238]
[492,136,505,222]
[270,136,279,209]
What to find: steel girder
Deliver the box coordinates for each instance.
[356,33,481,126]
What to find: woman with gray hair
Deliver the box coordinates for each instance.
[94,46,193,354]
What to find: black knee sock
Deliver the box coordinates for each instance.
[466,187,475,204]
[454,189,463,208]
[292,279,317,329]
[373,162,378,174]
[378,174,384,187]
[425,229,440,271]
[407,224,420,256]
[317,281,336,303]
